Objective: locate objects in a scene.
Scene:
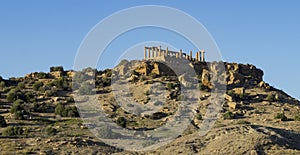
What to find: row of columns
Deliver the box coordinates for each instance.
[144,46,205,62]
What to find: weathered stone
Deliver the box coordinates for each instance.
[233,87,245,95]
[228,102,237,109]
[224,94,234,102]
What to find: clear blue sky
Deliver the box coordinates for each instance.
[1,1,300,99]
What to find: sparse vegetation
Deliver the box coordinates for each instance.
[0,61,299,154]
[223,111,235,120]
[2,126,23,136]
[266,94,275,102]
[0,115,7,127]
[166,82,174,90]
[294,113,300,121]
[274,113,288,121]
[47,78,70,90]
[116,117,127,128]
[196,113,202,120]
[45,126,57,136]
[236,120,251,125]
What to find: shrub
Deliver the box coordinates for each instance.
[37,72,47,79]
[33,102,54,113]
[227,90,235,96]
[294,113,300,121]
[196,113,202,120]
[166,82,174,90]
[6,89,18,102]
[101,77,111,87]
[116,117,127,128]
[45,126,57,136]
[47,78,70,90]
[10,99,24,113]
[274,113,288,121]
[0,81,5,88]
[266,94,275,102]
[65,106,80,117]
[55,104,64,116]
[105,69,112,77]
[14,111,25,120]
[0,115,7,127]
[17,82,25,89]
[2,126,23,136]
[25,91,35,103]
[223,111,235,120]
[55,104,79,117]
[33,81,43,91]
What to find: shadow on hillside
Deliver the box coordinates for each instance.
[251,125,300,154]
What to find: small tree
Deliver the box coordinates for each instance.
[7,89,17,102]
[0,115,7,127]
[10,99,24,113]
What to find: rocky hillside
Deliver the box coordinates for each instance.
[0,61,299,154]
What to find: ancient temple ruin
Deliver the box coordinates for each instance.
[144,46,205,62]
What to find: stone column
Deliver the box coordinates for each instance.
[196,52,199,61]
[201,50,205,62]
[144,47,147,59]
[190,51,193,60]
[158,46,161,57]
[152,48,155,58]
[166,47,169,57]
[179,49,182,59]
[148,48,151,58]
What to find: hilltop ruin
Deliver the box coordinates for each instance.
[144,46,205,63]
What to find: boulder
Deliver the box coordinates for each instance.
[233,87,245,95]
[228,102,238,110]
[224,94,234,102]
